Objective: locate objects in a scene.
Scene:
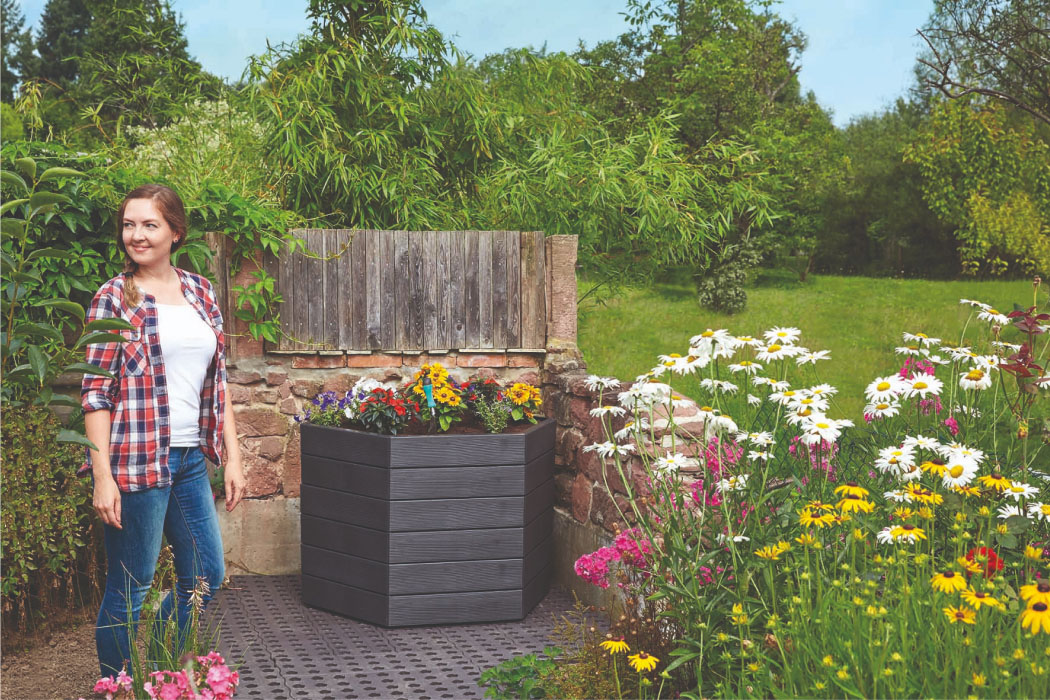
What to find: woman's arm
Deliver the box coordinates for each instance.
[86,409,122,528]
[223,399,245,512]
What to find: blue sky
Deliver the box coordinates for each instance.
[19,0,933,126]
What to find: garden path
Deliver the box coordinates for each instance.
[210,575,579,699]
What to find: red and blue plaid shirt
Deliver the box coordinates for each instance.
[80,269,227,492]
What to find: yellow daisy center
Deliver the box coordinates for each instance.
[876,381,891,391]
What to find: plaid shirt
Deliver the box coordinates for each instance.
[80,269,227,492]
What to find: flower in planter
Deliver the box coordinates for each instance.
[407,364,466,431]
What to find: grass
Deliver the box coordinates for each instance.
[578,272,1042,418]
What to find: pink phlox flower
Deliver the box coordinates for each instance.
[944,415,960,436]
[899,358,935,379]
[690,478,722,507]
[614,528,652,567]
[574,551,611,588]
[919,396,943,415]
[703,438,742,478]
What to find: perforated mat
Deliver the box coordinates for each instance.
[206,575,582,699]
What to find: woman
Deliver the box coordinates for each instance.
[81,184,246,676]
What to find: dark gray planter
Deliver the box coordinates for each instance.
[300,417,555,626]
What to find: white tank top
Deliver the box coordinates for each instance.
[155,303,218,447]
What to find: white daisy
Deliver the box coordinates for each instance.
[952,404,982,418]
[689,328,734,349]
[757,343,798,362]
[700,378,740,394]
[864,401,900,419]
[790,395,830,413]
[801,415,845,444]
[972,355,1001,372]
[716,473,749,493]
[769,388,802,405]
[875,445,916,474]
[947,346,978,363]
[903,374,943,399]
[959,298,989,309]
[992,341,1022,353]
[652,452,698,474]
[941,458,979,489]
[1004,482,1039,501]
[733,335,764,348]
[590,405,627,418]
[942,444,985,465]
[728,360,763,375]
[747,393,761,406]
[865,376,906,403]
[796,350,831,365]
[748,450,771,461]
[763,326,802,345]
[785,407,819,426]
[884,489,911,503]
[716,533,750,545]
[1027,502,1050,521]
[895,345,924,357]
[902,331,941,347]
[584,375,621,392]
[876,527,896,545]
[751,376,775,387]
[735,430,775,447]
[614,419,650,442]
[959,368,992,391]
[807,383,838,397]
[897,464,923,482]
[903,434,941,451]
[770,380,790,391]
[977,307,1010,324]
[997,503,1025,520]
[582,441,636,459]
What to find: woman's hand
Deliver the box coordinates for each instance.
[224,454,246,512]
[94,475,122,528]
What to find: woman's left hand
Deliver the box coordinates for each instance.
[224,455,246,512]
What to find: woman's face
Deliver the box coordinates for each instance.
[122,198,178,269]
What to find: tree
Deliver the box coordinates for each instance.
[918,0,1050,126]
[0,0,35,101]
[30,0,92,89]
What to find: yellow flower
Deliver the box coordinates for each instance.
[944,605,977,625]
[805,500,836,511]
[893,506,915,521]
[961,588,1004,610]
[795,533,819,547]
[1021,602,1050,635]
[978,473,1012,491]
[837,495,875,513]
[972,672,986,687]
[731,603,749,626]
[600,637,630,654]
[931,570,967,594]
[954,485,980,497]
[920,459,947,476]
[799,509,836,529]
[834,482,869,498]
[1025,545,1043,561]
[958,556,984,576]
[747,662,760,672]
[917,506,935,520]
[628,651,659,673]
[1021,581,1050,606]
[836,668,850,680]
[852,528,866,541]
[997,523,1009,535]
[905,483,943,505]
[889,523,927,543]
[1014,648,1026,660]
[822,654,834,667]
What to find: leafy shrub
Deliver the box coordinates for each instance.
[477,647,561,699]
[1,406,102,635]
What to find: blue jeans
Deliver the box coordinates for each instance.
[96,446,225,677]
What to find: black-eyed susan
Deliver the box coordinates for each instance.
[961,588,1004,610]
[917,506,935,520]
[834,482,869,498]
[731,603,749,625]
[806,499,836,511]
[953,485,981,498]
[978,472,1012,492]
[893,506,915,520]
[1021,581,1050,606]
[1025,545,1044,561]
[958,556,984,576]
[971,672,987,687]
[944,605,977,625]
[905,483,943,506]
[837,494,875,514]
[800,509,836,529]
[1021,602,1050,635]
[628,651,659,673]
[931,570,967,594]
[755,542,790,560]
[920,459,947,476]
[600,637,631,654]
[795,533,819,547]
[878,523,927,544]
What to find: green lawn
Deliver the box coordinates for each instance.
[578,272,1040,418]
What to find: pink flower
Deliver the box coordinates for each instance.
[944,415,960,436]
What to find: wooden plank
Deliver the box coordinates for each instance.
[408,231,425,349]
[347,229,367,349]
[394,231,411,350]
[389,496,525,531]
[449,232,466,349]
[505,230,520,347]
[302,455,390,499]
[478,231,493,348]
[300,515,392,562]
[335,230,354,349]
[281,229,309,351]
[388,558,522,595]
[388,589,523,626]
[365,229,383,350]
[434,231,451,349]
[463,231,481,348]
[301,575,390,626]
[423,231,439,349]
[389,527,529,563]
[491,230,508,348]
[380,230,398,350]
[322,231,342,346]
[519,231,546,349]
[309,230,330,347]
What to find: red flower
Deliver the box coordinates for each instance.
[966,546,1004,577]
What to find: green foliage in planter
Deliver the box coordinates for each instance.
[1,406,102,633]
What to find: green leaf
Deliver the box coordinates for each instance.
[14,321,64,343]
[39,299,86,322]
[27,344,48,384]
[84,318,134,332]
[1005,514,1030,534]
[38,167,85,183]
[0,252,14,273]
[0,197,29,215]
[14,157,36,180]
[25,247,77,263]
[56,429,98,450]
[76,331,127,348]
[9,269,42,285]
[28,192,70,210]
[63,362,117,379]
[1,217,26,237]
[47,393,83,408]
[1,169,27,192]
